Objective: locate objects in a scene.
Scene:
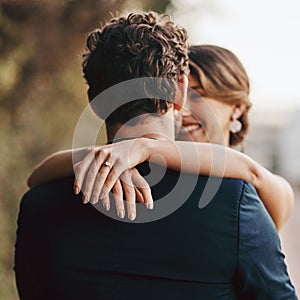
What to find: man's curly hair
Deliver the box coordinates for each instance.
[82,12,189,126]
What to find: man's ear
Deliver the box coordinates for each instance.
[174,74,188,111]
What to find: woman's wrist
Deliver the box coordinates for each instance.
[139,137,159,162]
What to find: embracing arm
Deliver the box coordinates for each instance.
[250,168,294,231]
[27,138,294,230]
[28,146,153,221]
[145,139,294,231]
[27,147,88,188]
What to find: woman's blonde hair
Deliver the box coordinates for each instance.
[189,45,252,147]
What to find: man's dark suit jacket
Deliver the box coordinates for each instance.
[15,163,297,299]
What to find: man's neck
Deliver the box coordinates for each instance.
[107,112,175,142]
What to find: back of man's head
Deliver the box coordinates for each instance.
[82,12,189,126]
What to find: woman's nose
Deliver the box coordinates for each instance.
[181,107,192,117]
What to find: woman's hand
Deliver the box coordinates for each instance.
[103,169,153,220]
[73,138,154,220]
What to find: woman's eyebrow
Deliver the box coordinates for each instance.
[189,86,205,93]
[189,85,202,90]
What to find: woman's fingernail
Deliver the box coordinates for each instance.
[147,202,153,210]
[118,210,125,219]
[91,196,98,204]
[103,203,110,211]
[83,195,89,204]
[75,186,80,195]
[129,213,136,221]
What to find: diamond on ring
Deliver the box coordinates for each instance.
[103,161,111,168]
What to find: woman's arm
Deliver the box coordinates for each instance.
[155,140,294,230]
[28,138,295,230]
[147,139,294,231]
[27,147,88,188]
[79,138,293,231]
[27,147,153,221]
[250,166,294,231]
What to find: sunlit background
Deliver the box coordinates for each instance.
[170,0,300,108]
[0,0,299,299]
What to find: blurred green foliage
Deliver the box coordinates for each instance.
[0,0,170,298]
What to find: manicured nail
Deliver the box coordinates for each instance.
[82,195,89,204]
[118,210,125,219]
[129,213,136,221]
[74,186,80,195]
[147,202,153,210]
[100,191,107,199]
[91,196,98,204]
[103,203,110,211]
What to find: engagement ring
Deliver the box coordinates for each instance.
[103,161,111,168]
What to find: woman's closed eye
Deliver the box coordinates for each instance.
[188,90,203,102]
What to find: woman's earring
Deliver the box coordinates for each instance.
[229,113,242,133]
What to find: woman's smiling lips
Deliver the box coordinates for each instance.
[181,116,205,134]
[183,124,201,132]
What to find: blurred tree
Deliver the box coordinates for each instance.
[0,0,170,299]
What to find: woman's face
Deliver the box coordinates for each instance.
[177,74,234,146]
